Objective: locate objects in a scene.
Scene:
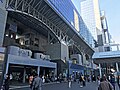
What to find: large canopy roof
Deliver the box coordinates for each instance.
[93,51,120,64]
[6,0,94,56]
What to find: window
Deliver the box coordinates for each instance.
[25,40,29,45]
[34,38,39,47]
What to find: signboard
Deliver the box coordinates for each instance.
[8,46,32,57]
[74,10,80,32]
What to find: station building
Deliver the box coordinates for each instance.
[0,0,95,84]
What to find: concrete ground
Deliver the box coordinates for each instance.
[9,81,120,90]
[9,82,99,90]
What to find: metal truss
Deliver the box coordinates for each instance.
[5,0,93,56]
[6,0,71,44]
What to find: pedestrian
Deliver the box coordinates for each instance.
[31,73,42,90]
[79,75,83,87]
[4,74,10,90]
[29,74,34,89]
[42,75,45,83]
[59,73,62,83]
[87,75,90,82]
[110,75,115,90]
[82,76,86,86]
[117,76,120,89]
[97,76,101,85]
[92,75,96,82]
[98,76,114,90]
[68,76,72,88]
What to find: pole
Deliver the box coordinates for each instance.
[37,66,40,76]
[116,63,119,72]
[99,64,102,78]
[23,67,26,83]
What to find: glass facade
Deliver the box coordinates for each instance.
[47,0,94,47]
[80,0,102,41]
[48,0,74,25]
[79,17,94,47]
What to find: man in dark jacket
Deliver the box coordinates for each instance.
[117,76,120,89]
[98,76,113,90]
[31,73,42,90]
[110,75,115,90]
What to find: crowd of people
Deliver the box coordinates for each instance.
[2,72,120,90]
[67,74,120,90]
[97,74,120,90]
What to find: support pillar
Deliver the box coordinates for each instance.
[55,68,57,76]
[99,64,102,78]
[5,62,9,75]
[116,63,119,72]
[23,67,26,83]
[37,66,40,76]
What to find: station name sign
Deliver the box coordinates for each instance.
[8,46,32,57]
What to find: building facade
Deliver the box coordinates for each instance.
[0,0,94,86]
[80,0,102,42]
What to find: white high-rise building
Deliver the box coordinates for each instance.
[80,0,102,41]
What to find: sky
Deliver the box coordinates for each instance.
[71,0,120,44]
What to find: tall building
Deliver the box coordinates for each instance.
[101,11,110,44]
[80,0,102,42]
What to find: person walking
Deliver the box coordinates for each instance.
[79,75,83,87]
[42,75,45,83]
[68,76,72,88]
[97,76,101,85]
[29,74,34,89]
[82,76,86,87]
[31,73,42,90]
[4,74,10,90]
[98,76,114,90]
[117,76,120,89]
[110,75,115,90]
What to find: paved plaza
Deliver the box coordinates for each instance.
[9,82,98,90]
[9,81,120,90]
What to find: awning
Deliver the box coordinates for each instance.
[8,54,56,68]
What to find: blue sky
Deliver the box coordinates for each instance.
[71,0,120,44]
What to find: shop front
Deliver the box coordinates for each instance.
[6,54,57,83]
[69,63,85,79]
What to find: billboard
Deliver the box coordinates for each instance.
[74,10,80,32]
